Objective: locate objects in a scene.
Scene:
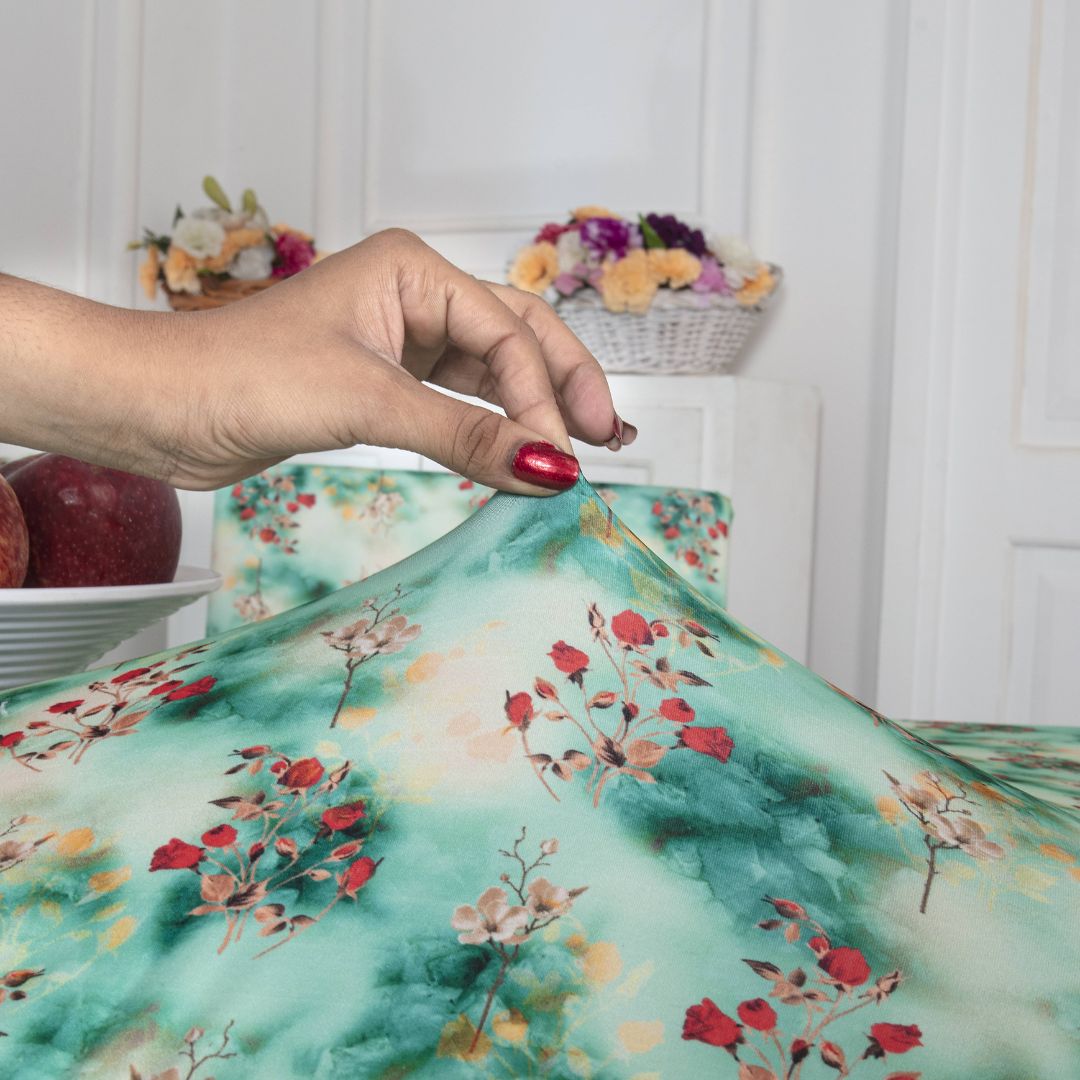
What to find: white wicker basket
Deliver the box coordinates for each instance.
[554,264,782,374]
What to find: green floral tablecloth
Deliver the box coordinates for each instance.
[1,478,1077,1079]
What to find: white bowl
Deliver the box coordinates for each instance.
[0,566,222,691]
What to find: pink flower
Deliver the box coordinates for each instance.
[273,232,316,278]
[691,255,733,295]
[534,221,575,245]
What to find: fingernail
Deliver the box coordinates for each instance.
[606,415,624,452]
[621,422,638,446]
[512,441,580,490]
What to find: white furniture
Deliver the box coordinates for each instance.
[3,375,820,670]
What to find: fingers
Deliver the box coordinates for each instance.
[361,364,580,495]
[394,244,573,455]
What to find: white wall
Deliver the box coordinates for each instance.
[0,0,911,700]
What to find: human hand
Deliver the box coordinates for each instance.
[165,229,636,492]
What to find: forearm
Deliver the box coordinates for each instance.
[0,274,198,478]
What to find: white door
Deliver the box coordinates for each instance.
[878,0,1080,727]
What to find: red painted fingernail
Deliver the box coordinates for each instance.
[512,441,580,490]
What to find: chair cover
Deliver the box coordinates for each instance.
[207,466,732,632]
[1,478,1077,1079]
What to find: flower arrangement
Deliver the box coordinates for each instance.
[130,175,319,309]
[509,206,776,315]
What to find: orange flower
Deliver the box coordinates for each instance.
[508,242,559,294]
[138,246,160,300]
[599,250,658,314]
[572,205,620,222]
[163,244,200,294]
[736,267,775,307]
[647,248,701,289]
[200,227,267,273]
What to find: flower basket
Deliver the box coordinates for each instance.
[131,175,318,311]
[553,265,781,374]
[163,277,278,312]
[508,207,781,374]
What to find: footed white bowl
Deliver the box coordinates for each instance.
[0,566,221,691]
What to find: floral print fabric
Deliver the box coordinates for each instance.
[207,465,731,633]
[1,478,1078,1079]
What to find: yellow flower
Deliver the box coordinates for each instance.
[599,250,658,314]
[200,227,268,273]
[647,248,701,289]
[508,242,559,294]
[572,205,620,221]
[138,246,160,300]
[163,244,200,294]
[736,266,775,306]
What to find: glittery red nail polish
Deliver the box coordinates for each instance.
[512,442,580,490]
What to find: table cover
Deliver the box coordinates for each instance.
[1,478,1077,1079]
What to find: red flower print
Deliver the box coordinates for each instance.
[259,528,277,543]
[659,697,695,724]
[504,691,534,729]
[868,1022,923,1055]
[239,506,256,520]
[286,501,299,513]
[682,998,742,1049]
[650,620,669,638]
[685,550,701,566]
[0,731,25,748]
[46,699,84,714]
[201,824,237,848]
[820,1040,846,1070]
[683,620,709,637]
[818,946,871,988]
[150,838,205,871]
[548,641,589,675]
[149,680,184,697]
[652,500,663,515]
[677,725,734,763]
[278,757,324,790]
[165,676,216,701]
[276,837,299,859]
[611,609,653,648]
[737,998,777,1031]
[790,1039,810,1064]
[297,493,315,508]
[321,801,367,831]
[111,667,150,684]
[534,677,557,700]
[764,895,808,920]
[237,745,270,759]
[808,933,831,955]
[664,526,680,539]
[270,760,288,775]
[340,856,377,898]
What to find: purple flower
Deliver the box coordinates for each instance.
[580,217,636,260]
[691,255,732,295]
[645,213,707,256]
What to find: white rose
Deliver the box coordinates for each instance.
[172,216,226,259]
[556,229,587,272]
[229,243,276,280]
[710,235,762,287]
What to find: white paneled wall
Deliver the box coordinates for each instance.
[0,0,913,700]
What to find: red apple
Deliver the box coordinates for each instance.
[0,474,29,587]
[0,453,43,481]
[9,455,182,587]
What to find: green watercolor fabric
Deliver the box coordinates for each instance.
[207,466,731,633]
[1,478,1078,1080]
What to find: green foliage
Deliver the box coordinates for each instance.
[202,174,232,212]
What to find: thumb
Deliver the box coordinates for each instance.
[371,373,580,496]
